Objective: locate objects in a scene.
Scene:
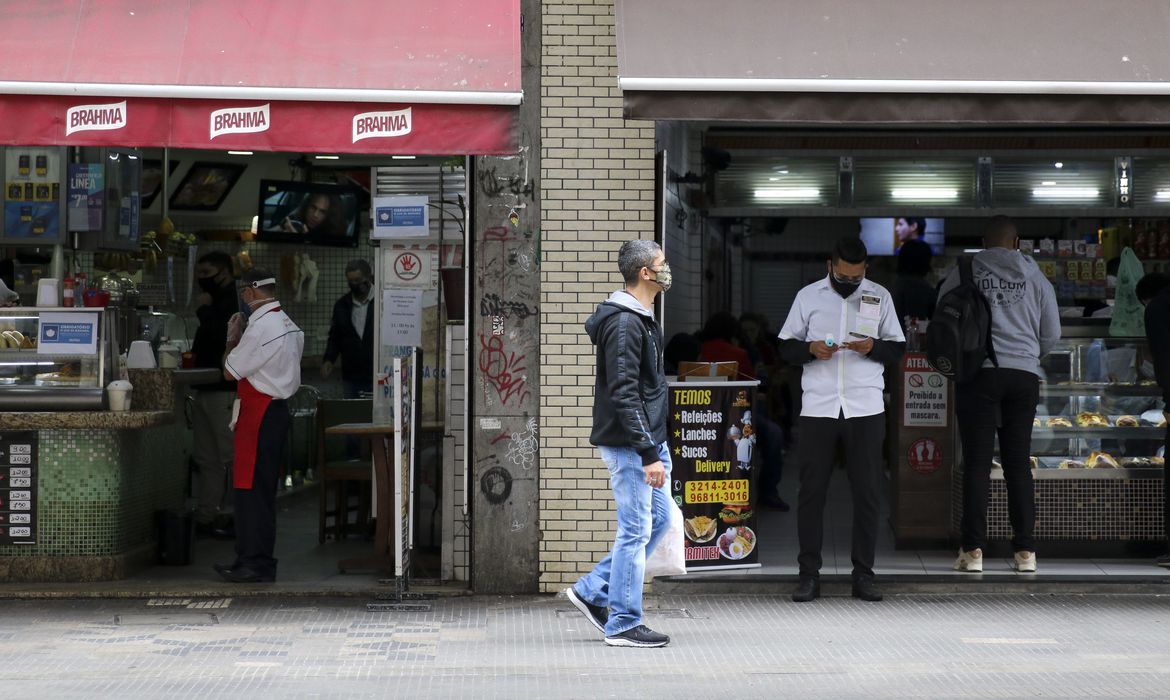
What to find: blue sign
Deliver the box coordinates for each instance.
[377,205,425,228]
[40,322,94,346]
[372,195,429,239]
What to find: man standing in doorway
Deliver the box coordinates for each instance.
[778,237,905,603]
[941,216,1060,575]
[566,239,674,648]
[214,269,304,583]
[1139,273,1170,568]
[322,259,375,398]
[191,251,238,538]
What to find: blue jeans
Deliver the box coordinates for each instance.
[574,441,673,636]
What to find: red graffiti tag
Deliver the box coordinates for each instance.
[479,333,531,407]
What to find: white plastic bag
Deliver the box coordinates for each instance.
[644,501,686,580]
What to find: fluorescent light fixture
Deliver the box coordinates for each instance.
[1054,162,1064,169]
[227,150,253,156]
[127,155,139,160]
[1155,191,1170,201]
[392,155,417,160]
[753,187,821,200]
[775,168,789,174]
[315,155,340,160]
[768,177,780,181]
[963,248,985,254]
[1032,186,1099,199]
[890,188,958,201]
[1040,181,1056,186]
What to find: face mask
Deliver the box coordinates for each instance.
[830,273,862,299]
[349,281,371,298]
[197,276,220,294]
[239,296,254,317]
[651,263,673,293]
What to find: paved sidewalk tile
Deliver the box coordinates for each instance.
[1,593,1169,698]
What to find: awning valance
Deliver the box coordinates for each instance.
[617,0,1170,125]
[0,0,521,153]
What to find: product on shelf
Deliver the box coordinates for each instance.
[1047,416,1074,428]
[1086,451,1120,469]
[1075,412,1109,427]
[1115,415,1140,427]
[1058,459,1086,469]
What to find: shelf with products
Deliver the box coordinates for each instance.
[0,307,113,409]
[1014,333,1166,479]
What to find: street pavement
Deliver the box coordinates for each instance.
[1,592,1168,698]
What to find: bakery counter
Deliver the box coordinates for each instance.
[0,368,197,583]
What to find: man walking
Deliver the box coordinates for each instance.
[1141,273,1170,568]
[566,239,674,648]
[214,269,304,583]
[778,237,905,603]
[941,216,1060,574]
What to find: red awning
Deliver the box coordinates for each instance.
[0,0,521,153]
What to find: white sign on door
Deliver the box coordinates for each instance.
[903,354,948,427]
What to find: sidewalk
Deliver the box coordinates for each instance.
[2,592,1168,698]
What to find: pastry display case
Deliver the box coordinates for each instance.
[0,307,114,411]
[1024,326,1164,479]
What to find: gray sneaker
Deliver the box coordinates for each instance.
[604,625,670,648]
[565,587,608,634]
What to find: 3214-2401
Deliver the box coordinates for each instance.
[684,479,749,504]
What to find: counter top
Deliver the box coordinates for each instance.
[0,410,174,431]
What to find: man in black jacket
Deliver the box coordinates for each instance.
[322,259,374,398]
[565,239,674,649]
[1140,272,1170,568]
[191,251,238,537]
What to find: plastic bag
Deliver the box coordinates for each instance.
[1110,247,1147,337]
[644,500,686,580]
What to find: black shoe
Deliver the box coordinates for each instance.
[213,563,275,583]
[760,493,790,511]
[852,575,883,602]
[791,575,820,602]
[566,587,608,634]
[604,625,670,648]
[1156,553,1170,568]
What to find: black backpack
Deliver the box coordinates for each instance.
[926,257,998,382]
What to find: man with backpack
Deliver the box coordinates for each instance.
[936,216,1060,574]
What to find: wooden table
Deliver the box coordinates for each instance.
[325,422,395,574]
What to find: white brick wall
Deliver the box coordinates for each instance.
[539,0,657,592]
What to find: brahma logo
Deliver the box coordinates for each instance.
[210,104,270,140]
[352,108,412,142]
[66,101,127,136]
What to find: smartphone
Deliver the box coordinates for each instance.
[848,332,872,339]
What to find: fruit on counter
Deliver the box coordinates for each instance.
[159,216,175,237]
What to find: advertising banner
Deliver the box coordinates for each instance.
[667,380,760,570]
[4,148,61,240]
[66,163,103,232]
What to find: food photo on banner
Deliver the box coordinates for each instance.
[668,382,760,570]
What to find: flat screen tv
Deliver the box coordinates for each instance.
[256,179,360,247]
[858,217,944,256]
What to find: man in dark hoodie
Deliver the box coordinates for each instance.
[940,216,1060,575]
[565,239,673,649]
[1140,272,1170,568]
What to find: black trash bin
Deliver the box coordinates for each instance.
[155,509,194,565]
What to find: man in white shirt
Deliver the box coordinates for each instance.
[214,268,304,583]
[778,237,906,603]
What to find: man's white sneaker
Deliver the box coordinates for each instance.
[953,548,983,572]
[1014,551,1037,573]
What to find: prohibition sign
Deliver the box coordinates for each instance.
[908,373,924,388]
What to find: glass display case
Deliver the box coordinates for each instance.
[1023,325,1164,479]
[0,307,114,410]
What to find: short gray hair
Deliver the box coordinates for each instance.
[618,240,662,285]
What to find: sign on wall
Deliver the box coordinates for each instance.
[902,354,948,427]
[372,195,429,239]
[4,148,60,240]
[0,431,37,546]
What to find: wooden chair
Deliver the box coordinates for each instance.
[316,398,373,543]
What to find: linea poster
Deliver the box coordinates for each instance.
[667,382,760,570]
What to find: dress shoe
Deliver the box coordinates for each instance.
[852,575,883,602]
[213,563,275,583]
[760,493,790,512]
[791,575,820,602]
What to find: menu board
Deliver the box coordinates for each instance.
[668,381,760,570]
[0,431,37,545]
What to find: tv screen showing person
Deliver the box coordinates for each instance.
[858,217,945,256]
[257,180,360,247]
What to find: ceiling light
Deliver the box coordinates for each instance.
[315,155,340,160]
[227,150,253,156]
[753,188,820,200]
[1040,181,1056,186]
[775,168,789,174]
[1154,191,1170,201]
[890,188,958,201]
[392,155,417,160]
[127,155,139,160]
[1054,162,1064,169]
[1032,186,1098,199]
[768,177,780,181]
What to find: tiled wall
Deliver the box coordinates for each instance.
[539,0,658,592]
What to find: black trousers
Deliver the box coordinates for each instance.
[956,368,1040,553]
[233,399,291,577]
[795,411,885,578]
[1164,424,1170,545]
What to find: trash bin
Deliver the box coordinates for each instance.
[155,509,194,565]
